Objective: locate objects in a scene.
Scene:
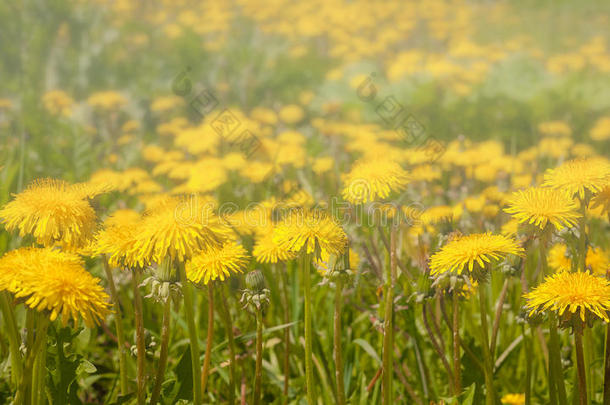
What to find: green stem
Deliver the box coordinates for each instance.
[133,270,146,405]
[382,226,396,404]
[578,200,587,273]
[303,253,316,404]
[201,283,214,398]
[452,292,461,394]
[218,286,236,405]
[603,321,610,404]
[575,327,587,405]
[178,264,202,405]
[280,263,291,403]
[334,277,346,405]
[548,316,568,405]
[253,308,263,405]
[478,284,496,405]
[103,259,128,396]
[524,326,532,405]
[15,314,49,405]
[150,298,171,405]
[0,292,22,387]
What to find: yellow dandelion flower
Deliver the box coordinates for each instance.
[132,196,231,266]
[590,117,610,141]
[542,158,610,199]
[504,187,581,231]
[525,271,610,323]
[548,244,572,272]
[253,231,298,264]
[273,209,348,257]
[95,210,141,268]
[315,248,360,276]
[342,158,409,204]
[501,393,525,405]
[278,104,304,124]
[0,179,106,249]
[0,248,110,327]
[186,241,248,285]
[429,233,523,276]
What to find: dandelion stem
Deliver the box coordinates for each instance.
[201,283,214,398]
[178,264,202,405]
[15,313,49,405]
[253,307,264,405]
[133,270,146,405]
[280,263,291,403]
[218,285,237,405]
[452,292,461,394]
[382,226,396,404]
[102,258,128,396]
[524,326,532,405]
[334,277,346,405]
[548,316,567,405]
[150,298,171,405]
[604,321,610,404]
[478,284,496,405]
[575,326,587,405]
[302,253,316,404]
[0,292,22,387]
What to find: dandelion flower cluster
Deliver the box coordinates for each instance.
[0,179,107,249]
[186,241,248,285]
[429,233,523,276]
[253,231,298,264]
[0,248,110,327]
[525,271,610,323]
[504,187,581,231]
[341,158,409,204]
[273,209,348,257]
[542,158,610,199]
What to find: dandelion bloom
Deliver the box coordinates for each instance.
[525,271,610,323]
[273,209,348,257]
[132,196,231,266]
[429,233,523,276]
[0,248,110,327]
[95,210,141,268]
[501,393,525,405]
[542,158,610,199]
[591,185,610,214]
[504,187,581,230]
[341,158,409,204]
[186,241,249,285]
[0,179,108,250]
[253,231,298,264]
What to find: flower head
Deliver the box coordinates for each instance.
[525,271,610,323]
[253,230,298,264]
[0,248,111,327]
[501,393,525,405]
[591,185,610,215]
[504,187,581,231]
[0,179,107,250]
[186,241,249,285]
[132,196,231,266]
[429,233,523,276]
[95,210,141,268]
[542,158,610,199]
[273,209,348,257]
[341,158,409,204]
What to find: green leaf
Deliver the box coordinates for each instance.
[352,338,381,366]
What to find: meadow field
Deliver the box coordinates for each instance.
[1,0,610,404]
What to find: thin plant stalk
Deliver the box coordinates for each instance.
[178,264,202,405]
[302,253,316,404]
[604,297,610,403]
[334,277,346,405]
[201,283,215,397]
[132,270,146,405]
[102,258,128,396]
[0,292,22,386]
[452,292,461,394]
[382,226,397,405]
[150,298,172,405]
[218,285,237,405]
[15,314,49,405]
[279,263,291,402]
[575,326,587,405]
[548,316,567,405]
[253,308,264,405]
[524,325,532,405]
[478,284,496,405]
